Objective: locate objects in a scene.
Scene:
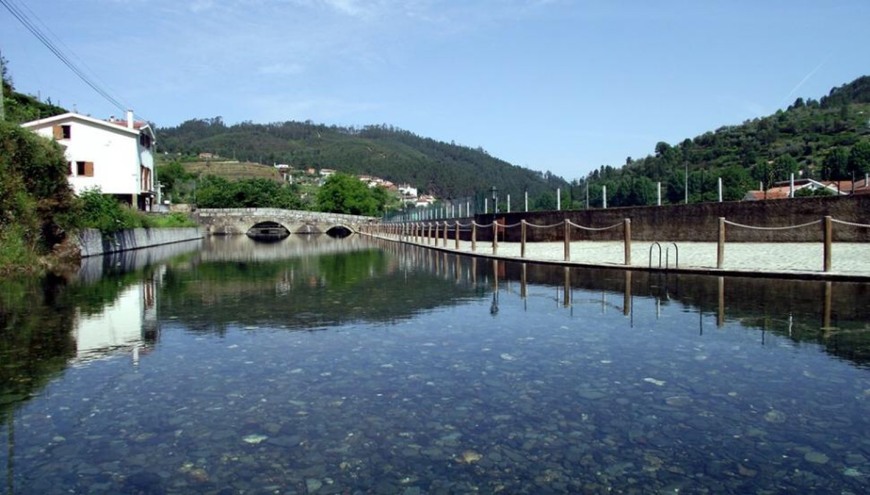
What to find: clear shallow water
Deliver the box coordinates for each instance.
[2,235,870,494]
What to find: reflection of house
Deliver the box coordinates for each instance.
[743,178,851,200]
[72,278,159,362]
[21,110,157,210]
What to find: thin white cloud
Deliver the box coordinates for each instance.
[258,63,306,76]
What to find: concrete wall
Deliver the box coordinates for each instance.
[471,195,870,242]
[77,227,203,257]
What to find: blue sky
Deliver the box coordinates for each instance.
[2,0,868,180]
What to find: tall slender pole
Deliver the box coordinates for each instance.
[684,163,689,204]
[0,52,5,122]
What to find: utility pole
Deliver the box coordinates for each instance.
[0,50,6,121]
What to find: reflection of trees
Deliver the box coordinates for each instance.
[158,248,488,332]
[0,277,77,421]
[1,243,186,421]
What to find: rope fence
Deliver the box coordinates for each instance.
[369,214,867,274]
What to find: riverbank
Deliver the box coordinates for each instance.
[77,227,204,257]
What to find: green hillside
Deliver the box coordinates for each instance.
[156,119,569,204]
[157,76,870,209]
[575,76,870,207]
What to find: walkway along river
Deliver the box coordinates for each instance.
[367,215,870,280]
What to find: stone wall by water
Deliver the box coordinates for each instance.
[478,195,870,243]
[77,227,204,257]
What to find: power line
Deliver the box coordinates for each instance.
[17,0,127,111]
[0,0,130,115]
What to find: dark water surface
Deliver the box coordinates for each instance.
[2,235,869,494]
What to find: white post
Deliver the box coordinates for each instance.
[718,177,723,202]
[507,194,511,213]
[790,173,795,198]
[657,182,661,206]
[603,185,608,209]
[557,188,561,211]
[484,198,489,215]
[684,163,688,204]
[524,191,528,212]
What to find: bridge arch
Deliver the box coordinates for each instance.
[246,221,290,241]
[325,225,353,238]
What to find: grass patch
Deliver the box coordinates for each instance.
[0,226,43,276]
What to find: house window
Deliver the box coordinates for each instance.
[53,125,71,140]
[51,125,72,141]
[139,133,152,149]
[75,161,94,177]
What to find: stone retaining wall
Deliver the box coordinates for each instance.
[77,227,204,257]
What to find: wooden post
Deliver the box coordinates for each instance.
[520,220,527,258]
[623,271,632,316]
[434,222,440,246]
[428,223,433,245]
[623,218,631,266]
[492,221,498,255]
[563,221,570,261]
[471,223,477,252]
[442,221,448,247]
[717,217,725,269]
[823,215,832,272]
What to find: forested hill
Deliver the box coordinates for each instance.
[156,119,568,201]
[575,76,870,207]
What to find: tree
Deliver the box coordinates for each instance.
[822,147,849,180]
[155,161,193,201]
[772,154,799,182]
[847,140,870,176]
[0,120,78,257]
[317,173,383,216]
[1,52,11,91]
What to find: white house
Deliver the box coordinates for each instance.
[21,110,157,210]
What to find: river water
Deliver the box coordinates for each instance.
[1,235,869,494]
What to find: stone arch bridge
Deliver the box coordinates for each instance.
[192,208,377,236]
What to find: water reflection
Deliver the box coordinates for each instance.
[375,241,870,368]
[1,236,870,494]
